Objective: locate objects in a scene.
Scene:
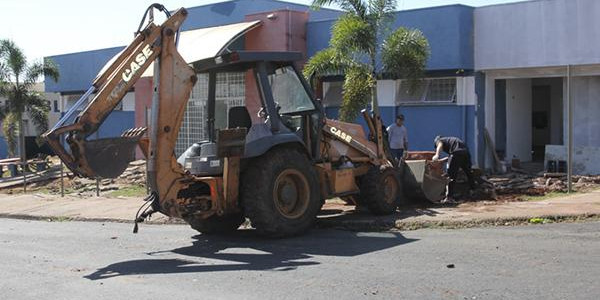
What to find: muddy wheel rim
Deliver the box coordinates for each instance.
[273,169,310,219]
[383,173,399,205]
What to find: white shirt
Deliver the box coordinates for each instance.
[386,124,408,150]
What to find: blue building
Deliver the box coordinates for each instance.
[33,0,600,174]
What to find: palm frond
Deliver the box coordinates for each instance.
[330,15,375,56]
[368,0,397,19]
[0,39,26,81]
[311,0,368,19]
[25,93,50,134]
[2,113,19,157]
[367,0,397,36]
[303,48,352,84]
[381,27,429,90]
[339,66,374,121]
[24,58,60,86]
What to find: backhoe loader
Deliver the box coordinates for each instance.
[44,4,415,237]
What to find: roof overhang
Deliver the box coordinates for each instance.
[99,20,263,78]
[177,20,262,64]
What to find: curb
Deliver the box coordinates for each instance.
[0,213,185,225]
[1,212,598,232]
[316,213,600,231]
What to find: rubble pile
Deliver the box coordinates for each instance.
[117,160,147,185]
[1,159,148,196]
[488,172,600,197]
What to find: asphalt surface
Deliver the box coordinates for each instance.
[1,219,599,300]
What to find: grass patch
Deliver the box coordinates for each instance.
[108,185,147,197]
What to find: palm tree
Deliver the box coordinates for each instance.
[0,39,59,163]
[305,0,429,121]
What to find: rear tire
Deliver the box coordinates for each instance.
[241,148,321,237]
[358,166,402,215]
[186,213,245,235]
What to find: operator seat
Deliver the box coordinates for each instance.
[228,106,252,130]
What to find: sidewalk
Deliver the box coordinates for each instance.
[1,190,599,230]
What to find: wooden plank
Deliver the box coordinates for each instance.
[483,128,501,172]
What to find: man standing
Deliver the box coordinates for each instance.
[432,135,475,203]
[386,115,408,161]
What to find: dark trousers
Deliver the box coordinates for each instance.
[447,150,475,197]
[390,148,404,161]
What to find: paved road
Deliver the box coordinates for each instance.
[1,219,598,300]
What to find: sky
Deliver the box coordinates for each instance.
[0,0,529,62]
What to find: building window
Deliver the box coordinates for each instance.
[53,100,59,112]
[396,78,457,104]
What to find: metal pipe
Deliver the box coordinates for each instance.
[60,162,64,197]
[22,162,26,193]
[147,59,161,191]
[207,71,216,141]
[51,86,95,131]
[567,65,573,193]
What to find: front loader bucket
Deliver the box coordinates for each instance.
[83,137,140,178]
[403,159,448,203]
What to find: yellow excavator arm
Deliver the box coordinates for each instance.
[44,6,209,226]
[44,7,193,179]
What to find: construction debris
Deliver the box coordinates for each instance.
[2,156,600,202]
[0,158,148,197]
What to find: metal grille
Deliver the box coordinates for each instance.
[175,72,245,156]
[426,78,456,102]
[396,78,457,104]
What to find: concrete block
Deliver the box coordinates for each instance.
[545,145,600,175]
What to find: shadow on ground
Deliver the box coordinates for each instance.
[316,204,445,228]
[85,229,417,280]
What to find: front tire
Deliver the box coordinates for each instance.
[358,167,402,215]
[241,148,321,237]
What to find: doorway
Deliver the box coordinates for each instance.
[531,78,563,162]
[494,77,563,164]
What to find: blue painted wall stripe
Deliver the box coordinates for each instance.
[0,137,7,159]
[307,5,475,71]
[325,105,476,154]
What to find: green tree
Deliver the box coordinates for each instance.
[305,0,429,121]
[0,39,59,161]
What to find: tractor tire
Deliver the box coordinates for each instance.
[358,166,402,215]
[240,148,321,238]
[186,213,245,235]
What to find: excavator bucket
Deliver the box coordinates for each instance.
[82,138,139,178]
[42,6,189,179]
[81,128,147,178]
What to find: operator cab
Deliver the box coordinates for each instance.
[177,51,323,176]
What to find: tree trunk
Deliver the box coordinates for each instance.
[19,116,26,164]
[370,54,380,116]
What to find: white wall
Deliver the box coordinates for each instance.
[506,79,532,162]
[122,92,136,111]
[377,80,396,107]
[457,76,476,106]
[567,76,600,147]
[475,0,600,70]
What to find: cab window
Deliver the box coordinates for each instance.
[268,66,315,114]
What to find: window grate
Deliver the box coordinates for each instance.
[396,78,457,104]
[175,72,246,157]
